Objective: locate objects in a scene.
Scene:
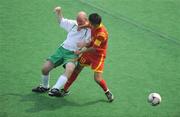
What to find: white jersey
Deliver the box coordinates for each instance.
[60,18,91,51]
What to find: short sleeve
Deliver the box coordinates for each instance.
[93,31,106,47]
[96,32,107,40]
[60,18,76,32]
[93,38,103,47]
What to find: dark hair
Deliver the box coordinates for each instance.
[88,13,102,26]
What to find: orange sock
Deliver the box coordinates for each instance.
[99,79,108,92]
[64,72,79,91]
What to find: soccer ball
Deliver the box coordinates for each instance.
[148,93,161,106]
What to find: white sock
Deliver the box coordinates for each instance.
[41,75,49,88]
[52,75,68,89]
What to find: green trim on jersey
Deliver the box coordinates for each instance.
[47,46,78,67]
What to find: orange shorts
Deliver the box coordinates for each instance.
[79,53,105,72]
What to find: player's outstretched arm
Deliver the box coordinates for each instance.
[54,6,63,24]
[77,40,91,49]
[77,22,90,31]
[74,47,96,55]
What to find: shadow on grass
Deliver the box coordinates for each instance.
[3,92,107,113]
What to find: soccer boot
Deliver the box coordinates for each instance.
[48,88,61,97]
[32,86,50,93]
[105,90,114,102]
[59,89,70,97]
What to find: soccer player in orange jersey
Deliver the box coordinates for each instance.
[61,13,114,102]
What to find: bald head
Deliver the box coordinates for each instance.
[77,11,87,18]
[76,11,88,26]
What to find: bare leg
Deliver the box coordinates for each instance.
[32,60,54,92]
[40,60,54,88]
[94,72,114,102]
[64,64,84,91]
[51,62,76,90]
[41,60,54,75]
[94,72,108,92]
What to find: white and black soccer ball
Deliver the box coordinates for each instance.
[148,93,161,106]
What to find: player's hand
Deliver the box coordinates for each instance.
[77,25,83,31]
[74,50,81,55]
[54,6,61,15]
[77,21,89,31]
[77,27,82,31]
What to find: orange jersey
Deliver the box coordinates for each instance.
[89,24,108,57]
[78,24,108,72]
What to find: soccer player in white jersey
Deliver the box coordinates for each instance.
[32,7,91,96]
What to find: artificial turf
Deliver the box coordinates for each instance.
[0,0,180,117]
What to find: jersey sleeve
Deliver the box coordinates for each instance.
[93,32,107,47]
[60,18,76,32]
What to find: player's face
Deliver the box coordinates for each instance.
[76,17,86,26]
[89,22,97,29]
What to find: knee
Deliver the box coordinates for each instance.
[66,63,75,73]
[94,73,103,83]
[41,67,49,75]
[41,61,54,75]
[94,77,101,83]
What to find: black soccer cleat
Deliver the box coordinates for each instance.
[59,89,70,97]
[32,86,50,93]
[105,90,114,102]
[48,88,62,97]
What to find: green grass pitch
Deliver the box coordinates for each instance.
[0,0,180,117]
